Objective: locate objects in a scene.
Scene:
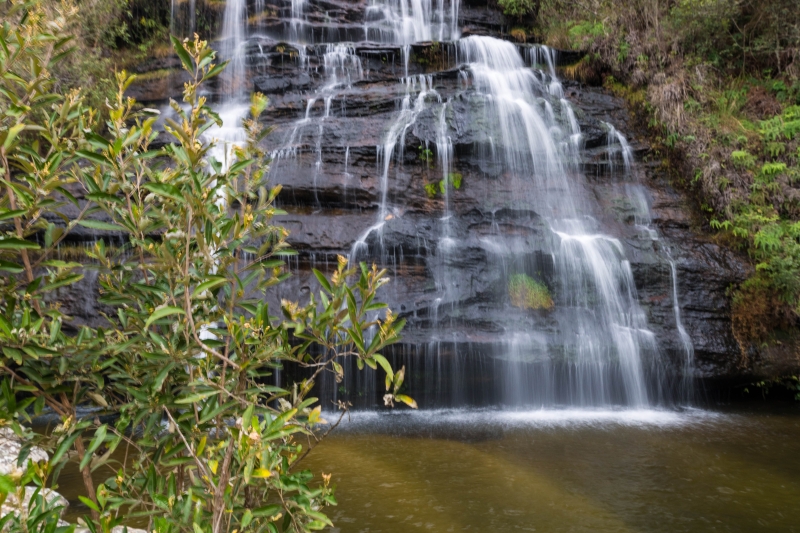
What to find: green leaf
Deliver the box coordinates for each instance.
[143,182,184,203]
[144,306,186,329]
[241,509,253,528]
[0,260,24,273]
[78,495,100,512]
[50,432,81,465]
[372,354,393,381]
[227,158,254,175]
[174,390,219,404]
[0,209,26,221]
[191,277,227,297]
[79,425,108,471]
[170,35,194,73]
[252,504,282,518]
[0,238,40,250]
[86,192,123,204]
[77,220,125,232]
[0,474,14,495]
[394,394,418,409]
[313,269,332,293]
[75,150,109,166]
[3,123,25,150]
[241,403,254,432]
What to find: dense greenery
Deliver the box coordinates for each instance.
[0,2,409,532]
[508,274,553,311]
[519,0,800,358]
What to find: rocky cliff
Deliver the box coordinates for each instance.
[57,0,764,405]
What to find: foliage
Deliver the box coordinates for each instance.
[1,6,409,533]
[509,27,529,43]
[508,274,553,310]
[532,0,800,353]
[418,145,434,167]
[745,375,800,400]
[423,183,437,199]
[423,173,462,199]
[498,0,539,20]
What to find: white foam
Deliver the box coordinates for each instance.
[326,407,727,431]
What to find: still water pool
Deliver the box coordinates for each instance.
[58,407,800,532]
[299,408,800,533]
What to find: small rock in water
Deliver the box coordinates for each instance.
[0,486,68,520]
[0,428,65,523]
[0,428,49,477]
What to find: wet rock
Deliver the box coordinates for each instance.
[0,428,49,477]
[0,486,68,522]
[98,5,771,390]
[254,73,312,93]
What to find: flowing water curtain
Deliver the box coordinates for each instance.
[219,0,248,99]
[455,35,667,407]
[364,0,460,44]
[187,0,695,407]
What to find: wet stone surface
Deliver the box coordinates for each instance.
[57,0,765,399]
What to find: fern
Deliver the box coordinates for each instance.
[710,218,732,231]
[761,162,787,176]
[754,224,783,251]
[765,142,786,158]
[731,150,755,169]
[784,119,800,140]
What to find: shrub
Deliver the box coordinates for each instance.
[498,0,539,20]
[508,274,554,310]
[0,6,411,532]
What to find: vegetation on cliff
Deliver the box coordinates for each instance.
[507,0,800,361]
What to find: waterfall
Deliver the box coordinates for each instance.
[365,0,460,74]
[165,0,698,410]
[350,75,438,263]
[457,37,573,217]
[171,0,196,38]
[220,0,247,100]
[365,0,460,44]
[456,35,662,407]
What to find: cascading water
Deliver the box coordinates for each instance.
[365,0,460,45]
[365,0,459,74]
[451,36,670,407]
[168,0,697,410]
[350,75,438,263]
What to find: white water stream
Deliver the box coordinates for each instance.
[172,0,695,408]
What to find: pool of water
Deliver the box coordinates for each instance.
[300,407,800,532]
[58,406,800,532]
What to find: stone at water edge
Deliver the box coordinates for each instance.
[0,427,69,522]
[0,427,49,477]
[0,486,69,521]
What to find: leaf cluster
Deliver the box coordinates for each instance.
[0,7,410,533]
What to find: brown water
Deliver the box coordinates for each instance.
[303,408,800,533]
[59,407,800,532]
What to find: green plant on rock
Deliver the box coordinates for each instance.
[424,172,462,199]
[509,27,528,42]
[508,274,553,310]
[1,10,411,533]
[731,150,755,169]
[423,183,437,198]
[567,20,605,49]
[498,0,539,19]
[418,145,434,167]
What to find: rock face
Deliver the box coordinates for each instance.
[69,0,761,403]
[0,429,67,524]
[0,486,68,522]
[0,428,49,477]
